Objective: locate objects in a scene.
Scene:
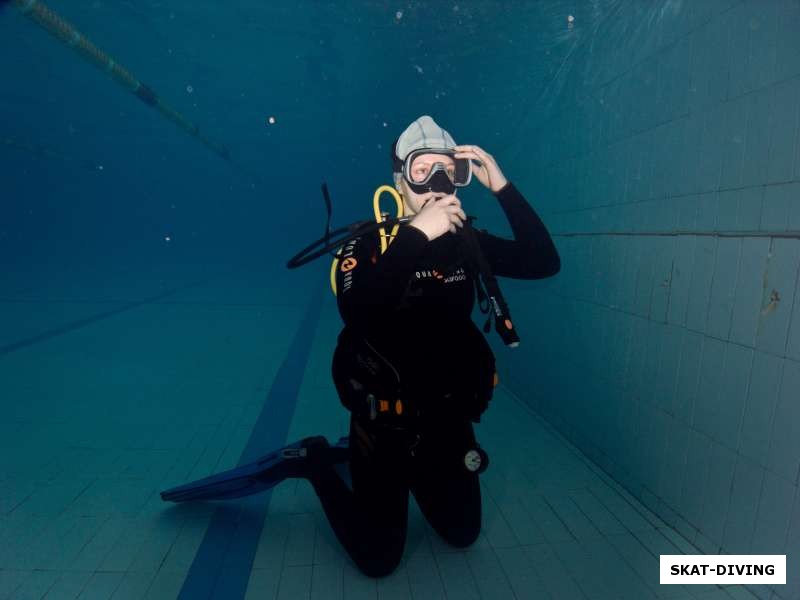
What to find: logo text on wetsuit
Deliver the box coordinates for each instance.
[415,266,466,283]
[339,239,358,293]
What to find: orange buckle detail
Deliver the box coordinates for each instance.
[379,399,390,412]
[394,399,403,415]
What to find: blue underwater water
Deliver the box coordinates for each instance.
[1,1,800,599]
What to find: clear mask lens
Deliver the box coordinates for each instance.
[403,149,471,187]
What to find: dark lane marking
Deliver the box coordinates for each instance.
[175,285,324,600]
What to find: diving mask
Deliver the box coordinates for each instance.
[402,148,472,195]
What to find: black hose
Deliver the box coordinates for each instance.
[286,216,412,269]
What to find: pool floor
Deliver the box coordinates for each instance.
[0,262,758,600]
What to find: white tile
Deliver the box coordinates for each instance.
[739,352,784,465]
[720,95,750,190]
[750,470,796,555]
[706,237,741,340]
[767,78,800,184]
[692,338,727,439]
[759,239,800,357]
[730,238,771,347]
[721,455,765,553]
[668,236,697,326]
[679,431,712,524]
[654,324,683,414]
[742,88,774,187]
[464,548,517,600]
[714,344,753,449]
[673,330,705,423]
[698,442,737,543]
[697,109,727,191]
[657,416,691,509]
[434,552,480,599]
[765,359,800,482]
[685,236,717,333]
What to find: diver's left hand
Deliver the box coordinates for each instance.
[454,145,509,193]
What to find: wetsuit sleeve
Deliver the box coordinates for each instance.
[473,181,561,279]
[335,225,429,327]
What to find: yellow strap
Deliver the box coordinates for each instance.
[331,184,404,296]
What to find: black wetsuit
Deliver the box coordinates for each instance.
[309,181,560,577]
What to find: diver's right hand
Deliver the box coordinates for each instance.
[408,194,467,241]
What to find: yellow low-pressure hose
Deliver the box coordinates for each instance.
[373,185,404,254]
[7,0,230,161]
[330,185,405,295]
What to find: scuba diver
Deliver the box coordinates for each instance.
[161,115,561,577]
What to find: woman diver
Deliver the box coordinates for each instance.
[161,115,561,578]
[319,115,561,576]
